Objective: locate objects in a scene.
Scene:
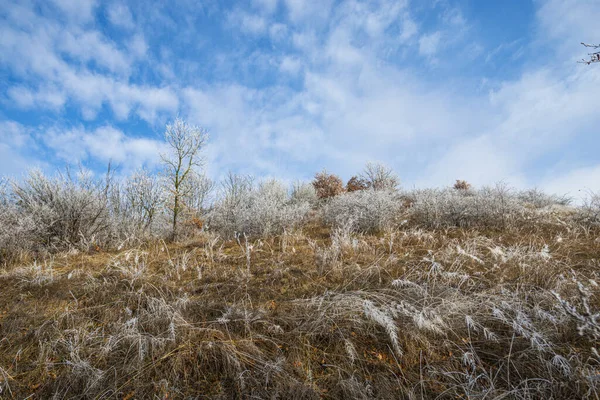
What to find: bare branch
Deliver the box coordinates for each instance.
[578,42,600,65]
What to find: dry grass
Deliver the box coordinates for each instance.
[1,209,600,399]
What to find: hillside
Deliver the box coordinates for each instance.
[1,186,600,399]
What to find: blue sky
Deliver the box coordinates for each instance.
[1,0,599,196]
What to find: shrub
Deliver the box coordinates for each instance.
[0,178,36,262]
[578,192,600,226]
[121,169,164,234]
[312,170,345,199]
[207,176,311,237]
[11,168,113,249]
[405,184,531,229]
[323,189,403,232]
[290,181,318,205]
[346,176,370,192]
[453,179,472,191]
[517,188,572,208]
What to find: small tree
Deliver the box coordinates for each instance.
[161,118,208,240]
[360,162,399,191]
[579,43,600,65]
[346,176,369,192]
[312,170,345,199]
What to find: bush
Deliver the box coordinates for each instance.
[207,176,311,237]
[0,178,36,262]
[405,184,530,229]
[290,181,318,205]
[517,188,572,209]
[312,170,345,199]
[322,189,403,232]
[578,192,600,226]
[11,168,114,249]
[346,176,370,192]
[453,180,471,191]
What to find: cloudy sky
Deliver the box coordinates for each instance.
[1,0,599,196]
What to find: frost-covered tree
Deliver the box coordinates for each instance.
[360,162,399,191]
[161,118,208,240]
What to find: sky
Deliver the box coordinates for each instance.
[0,0,599,197]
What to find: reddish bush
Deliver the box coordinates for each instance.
[346,176,370,192]
[312,170,345,199]
[453,180,472,191]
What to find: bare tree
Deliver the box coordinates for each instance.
[161,118,208,240]
[360,162,399,191]
[578,43,600,65]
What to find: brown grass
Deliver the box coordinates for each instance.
[1,214,600,399]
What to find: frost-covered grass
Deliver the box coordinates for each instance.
[3,169,600,398]
[1,205,600,399]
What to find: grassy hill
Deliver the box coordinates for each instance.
[1,185,600,399]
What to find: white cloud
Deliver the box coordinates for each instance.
[228,9,267,35]
[541,164,600,201]
[50,0,98,23]
[419,31,442,57]
[0,121,45,176]
[107,3,134,29]
[269,23,288,41]
[284,0,334,23]
[536,0,600,59]
[7,85,66,110]
[128,34,148,58]
[43,125,165,170]
[58,29,131,74]
[279,56,302,75]
[252,0,278,14]
[0,8,177,123]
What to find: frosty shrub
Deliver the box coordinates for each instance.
[517,188,572,209]
[406,184,530,229]
[102,169,171,244]
[323,189,403,232]
[122,169,164,234]
[0,178,36,261]
[11,168,114,249]
[179,171,214,216]
[578,192,600,226]
[207,176,310,237]
[312,170,345,199]
[290,181,318,205]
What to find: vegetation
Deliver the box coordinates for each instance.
[312,170,345,199]
[161,118,209,241]
[1,122,599,399]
